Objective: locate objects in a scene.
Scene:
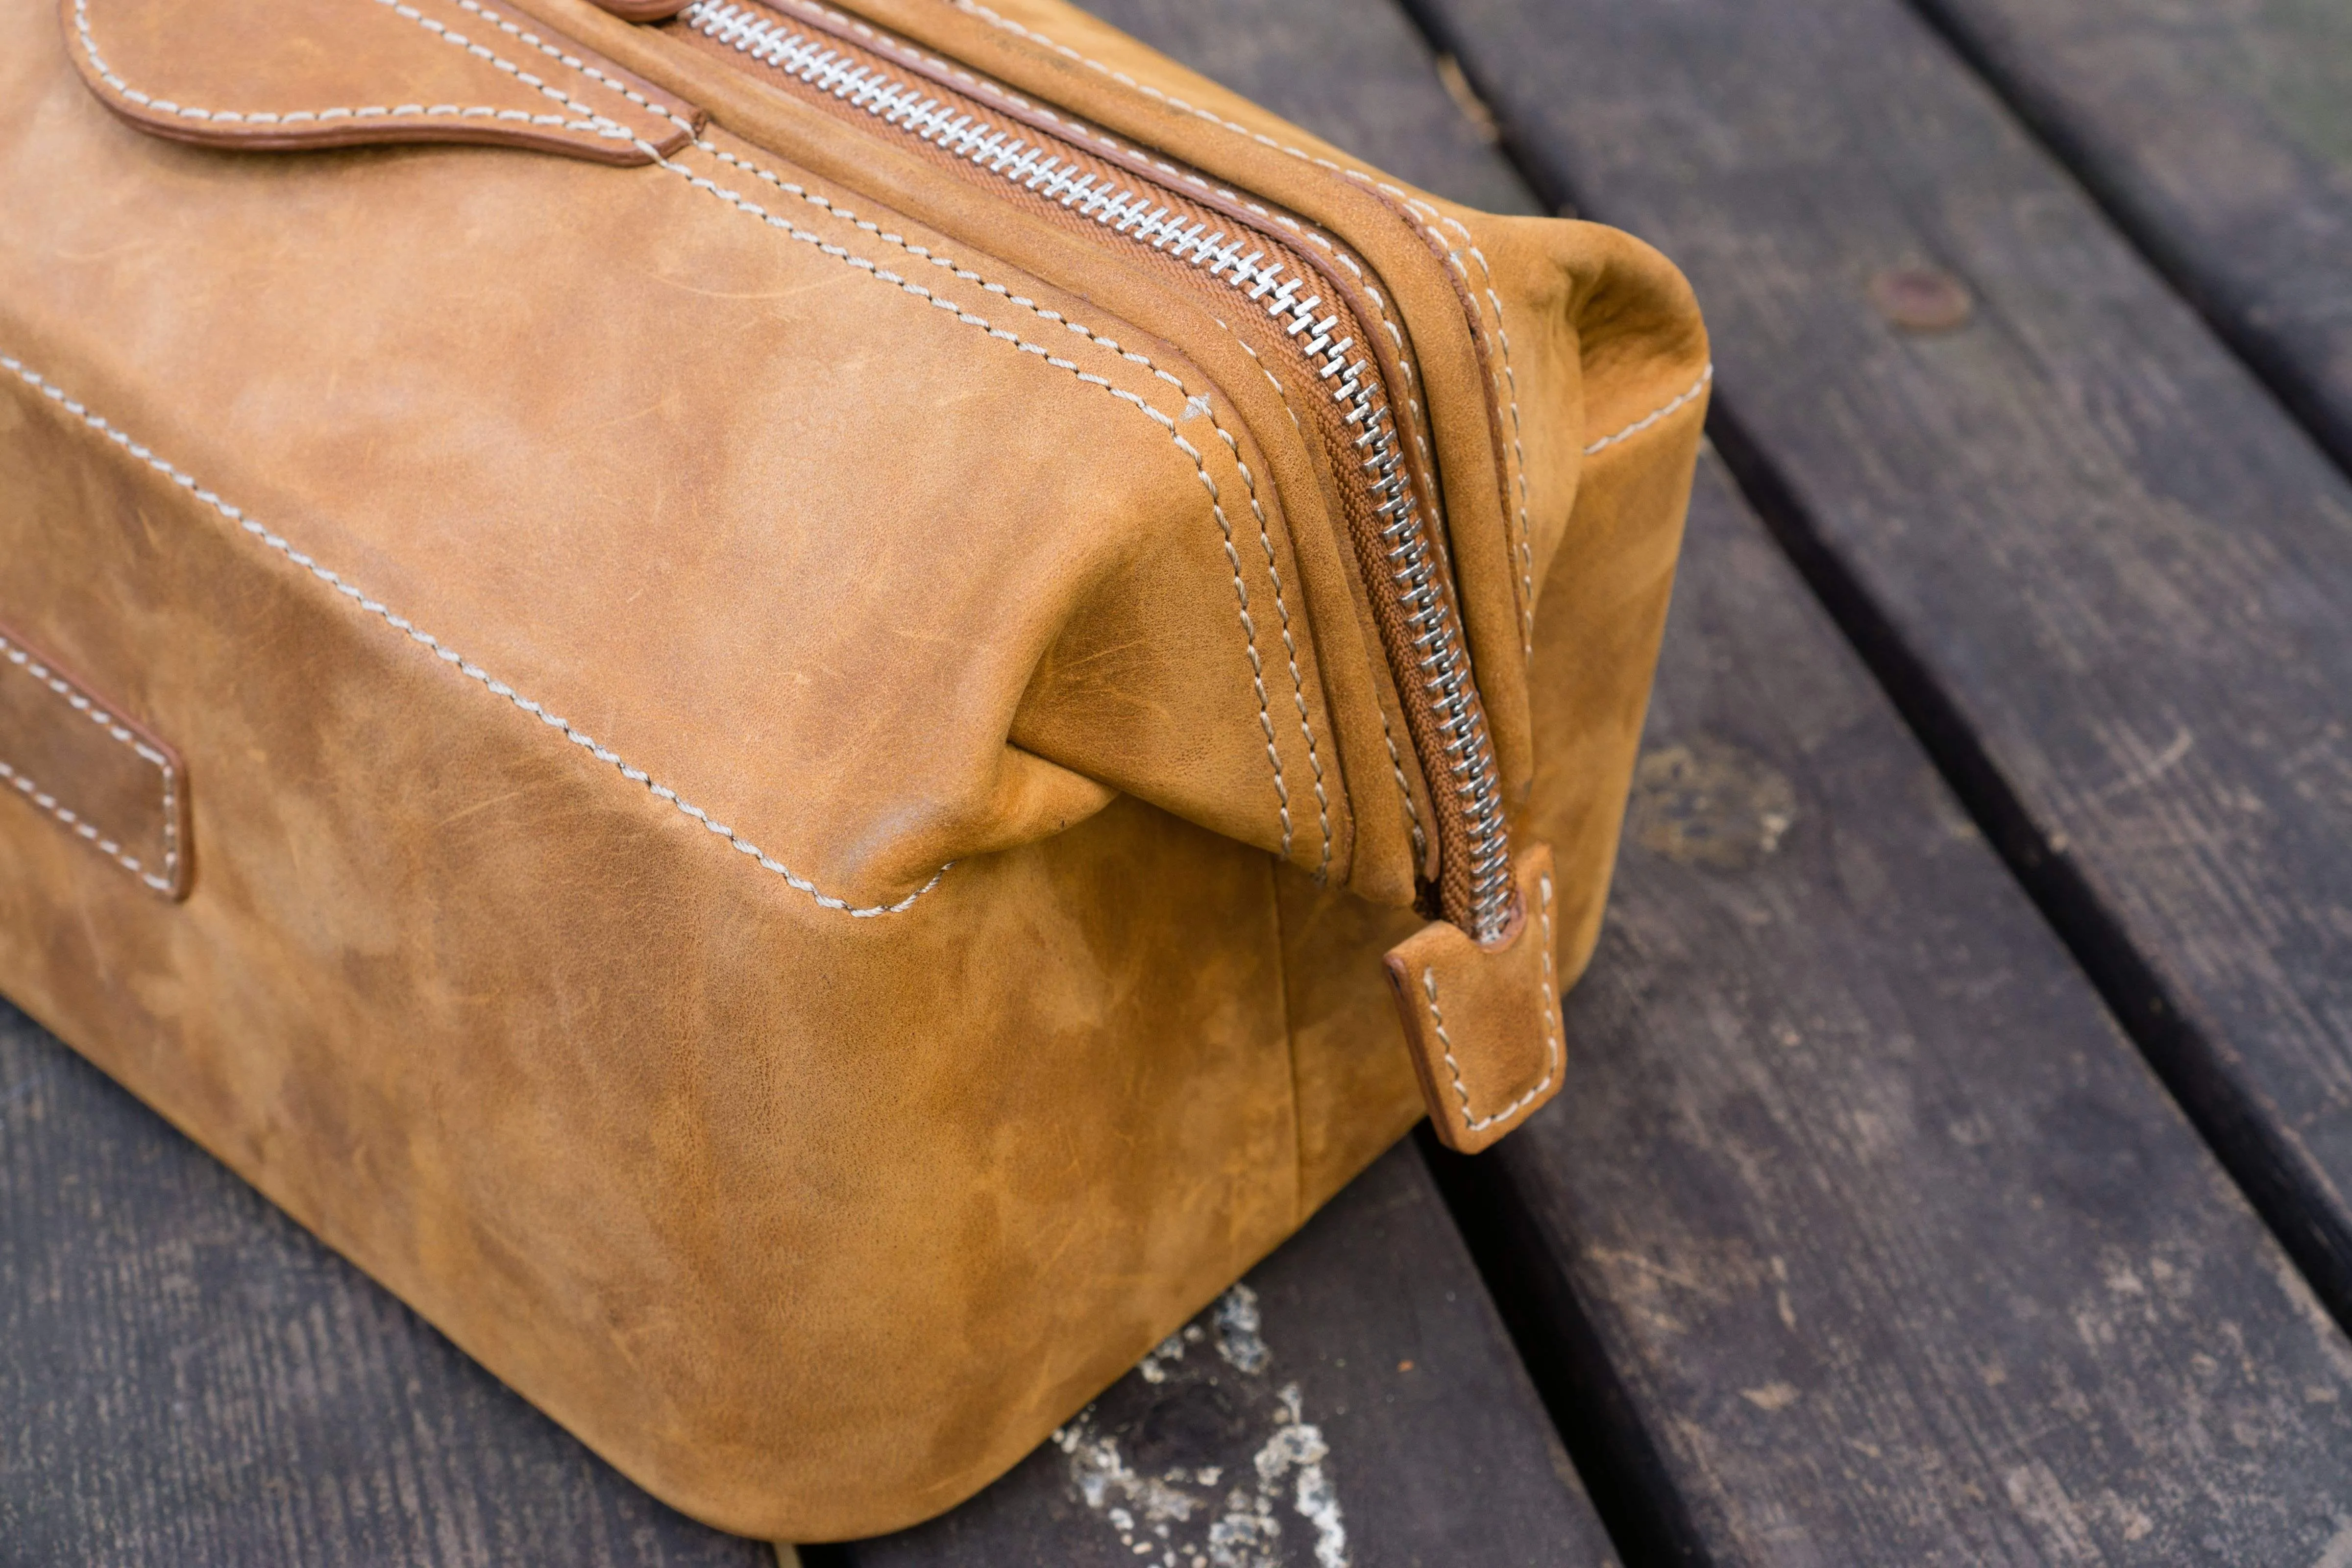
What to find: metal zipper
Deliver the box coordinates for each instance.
[671,0,1518,939]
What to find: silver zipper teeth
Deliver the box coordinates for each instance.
[682,0,1516,937]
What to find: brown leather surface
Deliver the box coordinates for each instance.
[4,0,1708,1539]
[813,0,1550,794]
[514,0,1390,897]
[62,0,701,164]
[0,617,187,900]
[0,344,1304,1540]
[1527,366,1711,988]
[1383,843,1564,1154]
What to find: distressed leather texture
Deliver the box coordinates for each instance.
[1385,843,1563,1154]
[0,0,1708,1541]
[59,0,701,163]
[0,619,187,900]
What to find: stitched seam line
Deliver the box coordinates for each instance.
[1399,203,1531,659]
[948,4,1529,652]
[654,134,1333,870]
[1421,870,1559,1132]
[762,0,1442,497]
[431,0,699,133]
[0,633,176,894]
[0,353,940,919]
[943,2,1494,538]
[1217,318,1387,874]
[1586,364,1714,455]
[67,0,652,140]
[1221,320,1422,863]
[945,0,1721,677]
[1375,705,1426,862]
[952,1,1407,192]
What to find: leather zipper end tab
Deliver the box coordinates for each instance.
[1383,841,1563,1154]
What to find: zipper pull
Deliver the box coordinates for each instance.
[1383,842,1566,1153]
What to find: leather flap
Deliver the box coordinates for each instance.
[1384,842,1565,1153]
[60,0,701,165]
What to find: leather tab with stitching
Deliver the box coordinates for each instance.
[0,620,189,902]
[59,0,702,166]
[1383,842,1564,1153]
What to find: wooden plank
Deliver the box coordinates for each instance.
[0,999,768,1568]
[838,1141,1619,1568]
[1436,451,2352,1563]
[1910,0,2352,476]
[1412,0,2352,1317]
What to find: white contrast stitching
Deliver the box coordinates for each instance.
[0,353,942,919]
[946,2,1398,215]
[757,0,1441,489]
[1586,364,1713,455]
[1422,869,1559,1133]
[647,134,1333,870]
[66,0,632,141]
[434,0,699,135]
[1396,202,1533,657]
[942,2,1506,564]
[1223,320,1422,863]
[758,0,1448,514]
[0,631,177,894]
[1376,705,1426,862]
[1203,420,1330,875]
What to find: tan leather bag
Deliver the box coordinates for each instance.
[0,0,1708,1540]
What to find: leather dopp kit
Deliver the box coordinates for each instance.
[1,0,1708,1539]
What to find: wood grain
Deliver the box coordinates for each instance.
[1910,0,2352,476]
[0,999,768,1568]
[1432,453,2352,1564]
[843,1143,1619,1568]
[1411,0,2352,1319]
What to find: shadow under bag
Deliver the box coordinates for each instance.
[0,0,1708,1539]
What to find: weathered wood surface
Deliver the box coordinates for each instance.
[0,999,768,1568]
[1011,3,2352,1559]
[1911,0,2352,475]
[1441,452,2352,1564]
[841,1142,1617,1568]
[1413,0,2352,1316]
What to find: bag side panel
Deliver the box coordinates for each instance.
[0,364,1303,1539]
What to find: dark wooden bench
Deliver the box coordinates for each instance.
[1906,0,2352,1313]
[9,0,2352,1562]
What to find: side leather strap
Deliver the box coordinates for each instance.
[59,0,702,165]
[1383,842,1565,1153]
